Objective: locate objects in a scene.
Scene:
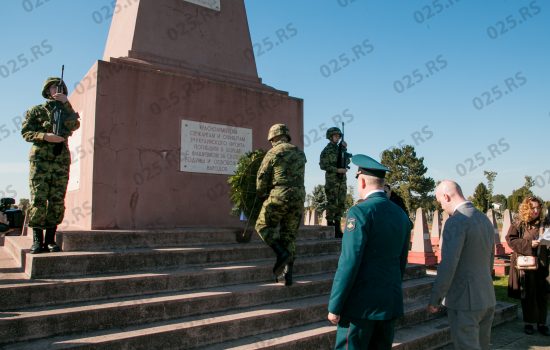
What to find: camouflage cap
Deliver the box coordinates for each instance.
[326,127,342,140]
[267,123,291,141]
[42,77,68,99]
[352,154,390,179]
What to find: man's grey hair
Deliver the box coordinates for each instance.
[363,175,385,188]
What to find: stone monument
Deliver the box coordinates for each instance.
[408,208,438,266]
[63,0,303,229]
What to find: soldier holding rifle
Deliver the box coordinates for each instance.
[320,124,351,238]
[21,67,80,253]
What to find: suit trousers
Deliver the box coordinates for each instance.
[447,306,495,350]
[334,318,395,350]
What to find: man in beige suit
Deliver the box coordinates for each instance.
[428,180,496,350]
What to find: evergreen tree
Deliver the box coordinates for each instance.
[507,176,535,213]
[381,145,435,215]
[344,186,355,212]
[483,170,497,208]
[311,185,327,214]
[492,194,508,211]
[472,182,489,213]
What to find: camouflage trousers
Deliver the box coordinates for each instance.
[255,187,305,258]
[325,176,347,222]
[28,160,70,229]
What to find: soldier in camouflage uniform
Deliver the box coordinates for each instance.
[319,127,350,238]
[255,124,307,286]
[21,77,80,253]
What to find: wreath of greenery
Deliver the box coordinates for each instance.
[228,149,267,226]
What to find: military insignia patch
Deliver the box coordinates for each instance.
[346,218,356,231]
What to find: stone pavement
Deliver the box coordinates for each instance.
[438,310,550,349]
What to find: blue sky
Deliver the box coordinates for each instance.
[1,0,548,203]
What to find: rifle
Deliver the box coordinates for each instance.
[53,65,65,136]
[336,122,350,177]
[53,65,65,156]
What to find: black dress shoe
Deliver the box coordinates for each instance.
[537,325,550,336]
[524,324,535,335]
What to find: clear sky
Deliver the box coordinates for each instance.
[1,0,548,203]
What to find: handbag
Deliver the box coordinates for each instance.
[516,255,537,270]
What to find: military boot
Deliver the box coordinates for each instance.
[284,260,294,286]
[44,227,61,252]
[30,228,44,254]
[334,219,343,239]
[270,242,291,278]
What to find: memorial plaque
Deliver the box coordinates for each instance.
[183,0,221,11]
[181,120,252,175]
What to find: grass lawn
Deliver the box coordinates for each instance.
[493,276,518,305]
[493,275,550,310]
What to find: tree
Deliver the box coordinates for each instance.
[472,183,489,213]
[305,193,314,211]
[492,194,508,211]
[344,186,355,212]
[381,145,435,215]
[507,176,535,213]
[311,185,327,214]
[483,170,497,208]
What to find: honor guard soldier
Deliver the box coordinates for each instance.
[328,154,412,349]
[255,124,306,286]
[320,127,350,238]
[21,76,80,253]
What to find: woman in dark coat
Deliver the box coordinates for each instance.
[506,196,549,336]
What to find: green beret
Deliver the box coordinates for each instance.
[42,77,68,99]
[352,154,389,178]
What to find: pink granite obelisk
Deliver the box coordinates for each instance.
[408,208,438,266]
[430,210,441,247]
[62,0,303,229]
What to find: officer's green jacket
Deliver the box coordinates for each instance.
[328,191,412,321]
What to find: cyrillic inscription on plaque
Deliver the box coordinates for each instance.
[183,0,220,11]
[181,120,252,175]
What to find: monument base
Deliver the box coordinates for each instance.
[408,252,438,266]
[64,58,303,230]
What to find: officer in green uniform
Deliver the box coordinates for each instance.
[319,127,350,238]
[21,77,80,253]
[328,154,412,349]
[255,124,307,286]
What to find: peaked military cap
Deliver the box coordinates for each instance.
[352,154,389,179]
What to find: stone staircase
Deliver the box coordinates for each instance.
[0,226,517,349]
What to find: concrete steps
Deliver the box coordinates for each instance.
[392,302,517,350]
[0,255,337,311]
[58,226,334,251]
[8,239,340,279]
[0,226,518,349]
[0,280,439,349]
[0,274,434,344]
[197,302,517,350]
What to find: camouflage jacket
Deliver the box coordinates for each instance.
[21,100,80,163]
[256,140,307,198]
[319,142,351,175]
